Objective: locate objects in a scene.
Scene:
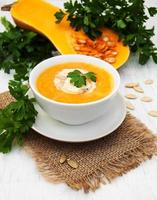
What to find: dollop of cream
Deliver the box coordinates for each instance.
[54,69,96,94]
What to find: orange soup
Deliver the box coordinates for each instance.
[36,62,114,104]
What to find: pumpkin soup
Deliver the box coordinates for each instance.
[36,62,114,104]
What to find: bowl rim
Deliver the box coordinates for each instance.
[29,54,120,107]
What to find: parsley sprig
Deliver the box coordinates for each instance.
[0,18,55,153]
[0,17,54,81]
[55,0,157,65]
[67,70,96,88]
[0,81,37,153]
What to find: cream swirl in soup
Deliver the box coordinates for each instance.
[54,69,96,94]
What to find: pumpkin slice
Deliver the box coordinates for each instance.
[11,0,130,69]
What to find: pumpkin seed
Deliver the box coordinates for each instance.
[105,57,116,63]
[125,94,137,99]
[67,159,78,169]
[104,50,113,56]
[126,101,135,110]
[148,110,157,117]
[77,39,86,44]
[96,43,106,51]
[144,79,154,85]
[78,46,92,52]
[94,53,103,58]
[125,82,139,88]
[102,36,109,42]
[141,96,152,102]
[133,86,144,93]
[59,154,67,164]
[74,46,80,51]
[107,41,115,47]
[111,50,118,56]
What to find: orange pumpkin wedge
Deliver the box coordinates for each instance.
[11,0,130,69]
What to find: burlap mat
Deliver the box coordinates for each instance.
[0,91,157,192]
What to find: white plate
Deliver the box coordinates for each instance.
[32,93,126,142]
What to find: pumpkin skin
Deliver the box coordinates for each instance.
[11,0,130,69]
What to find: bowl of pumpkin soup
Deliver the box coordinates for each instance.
[29,55,120,125]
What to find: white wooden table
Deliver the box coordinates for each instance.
[0,0,157,199]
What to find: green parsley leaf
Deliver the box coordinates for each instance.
[54,9,66,23]
[8,80,29,100]
[0,18,57,153]
[85,72,96,82]
[148,7,157,17]
[67,70,96,88]
[0,80,37,153]
[139,52,150,65]
[152,53,157,64]
[0,17,55,82]
[0,17,14,31]
[117,20,126,29]
[54,0,157,64]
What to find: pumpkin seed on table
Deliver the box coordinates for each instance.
[126,101,135,110]
[125,82,139,88]
[67,159,78,169]
[59,154,67,164]
[144,79,154,85]
[148,110,157,117]
[133,86,144,93]
[141,96,152,102]
[125,94,137,99]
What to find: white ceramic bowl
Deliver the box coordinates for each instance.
[29,55,120,125]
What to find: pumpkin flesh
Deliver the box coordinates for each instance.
[11,0,130,69]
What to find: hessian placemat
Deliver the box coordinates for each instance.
[0,91,157,193]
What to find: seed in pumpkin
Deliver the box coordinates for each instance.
[77,39,86,44]
[107,41,115,47]
[126,101,135,110]
[67,159,78,169]
[86,39,95,47]
[148,110,157,117]
[94,53,103,58]
[144,79,154,85]
[141,96,152,102]
[99,43,107,51]
[111,50,118,56]
[74,46,80,51]
[102,36,109,42]
[101,46,109,53]
[59,154,67,164]
[125,82,139,88]
[104,50,113,56]
[105,57,116,63]
[125,94,137,99]
[77,46,92,52]
[104,50,117,57]
[133,86,144,93]
[87,52,98,56]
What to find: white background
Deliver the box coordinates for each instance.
[0,0,157,199]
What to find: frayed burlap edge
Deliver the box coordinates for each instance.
[23,115,157,193]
